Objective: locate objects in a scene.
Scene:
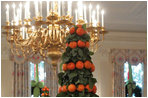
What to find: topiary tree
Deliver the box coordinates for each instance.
[56,24,99,97]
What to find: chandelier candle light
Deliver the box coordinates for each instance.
[3,1,105,57]
[3,1,106,96]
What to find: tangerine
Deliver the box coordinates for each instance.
[62,64,67,71]
[84,60,92,69]
[66,43,69,47]
[78,40,85,47]
[85,84,93,92]
[58,86,62,93]
[67,62,75,70]
[62,85,67,92]
[76,28,85,36]
[76,61,84,69]
[70,27,75,34]
[69,41,77,48]
[91,64,95,72]
[42,88,45,91]
[77,84,85,92]
[45,93,48,96]
[41,93,44,96]
[92,85,97,93]
[85,42,89,48]
[68,84,76,92]
[77,25,82,28]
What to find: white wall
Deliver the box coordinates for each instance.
[92,31,147,97]
[1,35,14,97]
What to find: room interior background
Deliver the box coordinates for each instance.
[1,1,147,97]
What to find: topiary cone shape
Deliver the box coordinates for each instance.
[56,24,99,97]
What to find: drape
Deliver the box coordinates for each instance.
[11,53,59,97]
[110,49,147,97]
[12,62,30,97]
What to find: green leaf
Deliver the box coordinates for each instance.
[74,25,78,30]
[56,92,67,97]
[58,72,64,79]
[33,87,40,97]
[31,80,37,87]
[69,72,77,80]
[63,56,70,63]
[82,24,86,30]
[89,78,97,89]
[71,48,78,57]
[89,51,94,55]
[38,82,44,88]
[78,49,83,57]
[58,79,62,85]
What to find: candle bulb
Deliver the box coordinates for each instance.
[96,5,100,23]
[78,1,83,19]
[101,10,104,27]
[89,4,92,23]
[47,1,49,16]
[40,1,42,16]
[52,1,54,11]
[68,1,72,16]
[12,3,15,21]
[25,3,27,19]
[58,1,61,16]
[84,5,87,23]
[62,1,65,16]
[34,1,38,17]
[19,3,22,20]
[22,27,25,39]
[16,9,19,25]
[28,2,30,19]
[92,10,96,26]
[75,10,77,23]
[6,4,9,22]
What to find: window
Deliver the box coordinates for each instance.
[30,61,46,83]
[124,62,143,96]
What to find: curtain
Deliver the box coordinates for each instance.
[12,62,30,97]
[11,52,59,97]
[110,49,147,97]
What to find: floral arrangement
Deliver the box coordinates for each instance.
[41,86,50,97]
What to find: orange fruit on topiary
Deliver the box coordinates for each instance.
[76,28,85,36]
[66,43,69,47]
[86,84,93,92]
[69,41,77,48]
[46,88,49,91]
[42,88,45,91]
[84,60,92,69]
[58,86,62,93]
[78,40,85,47]
[41,93,44,96]
[62,64,67,71]
[92,85,97,93]
[76,61,84,69]
[91,64,95,72]
[67,62,75,70]
[77,25,82,28]
[85,42,89,48]
[70,27,75,34]
[68,84,76,92]
[62,85,67,92]
[77,84,85,92]
[45,93,48,96]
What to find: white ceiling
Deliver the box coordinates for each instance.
[1,1,147,33]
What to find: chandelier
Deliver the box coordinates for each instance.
[2,1,106,64]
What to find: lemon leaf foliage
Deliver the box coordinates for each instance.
[57,24,99,97]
